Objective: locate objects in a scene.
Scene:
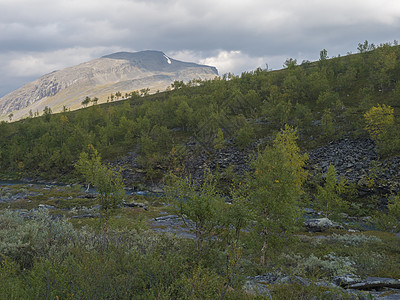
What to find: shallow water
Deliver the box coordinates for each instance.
[0,179,164,197]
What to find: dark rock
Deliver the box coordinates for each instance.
[307,137,400,209]
[308,137,377,183]
[247,273,313,287]
[152,214,196,239]
[276,275,311,286]
[242,281,272,298]
[70,213,101,219]
[154,215,179,221]
[183,139,252,183]
[149,186,164,193]
[247,273,278,284]
[348,277,400,290]
[305,217,336,232]
[12,192,26,199]
[38,204,57,210]
[123,201,148,210]
[247,273,369,299]
[303,207,318,215]
[370,291,400,300]
[77,193,96,199]
[152,227,196,239]
[333,274,362,287]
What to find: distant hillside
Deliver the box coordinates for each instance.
[0,50,218,120]
[0,42,399,186]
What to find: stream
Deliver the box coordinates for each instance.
[0,179,164,197]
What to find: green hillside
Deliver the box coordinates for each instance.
[1,41,400,183]
[1,41,400,299]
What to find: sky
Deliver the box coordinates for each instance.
[0,0,400,97]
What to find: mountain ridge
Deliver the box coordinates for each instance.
[0,50,218,120]
[102,50,218,73]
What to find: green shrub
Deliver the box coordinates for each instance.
[364,104,400,156]
[375,194,400,233]
[315,164,349,218]
[235,123,254,150]
[172,264,227,300]
[0,255,27,299]
[165,170,226,251]
[0,209,78,268]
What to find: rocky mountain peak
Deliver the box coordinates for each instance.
[0,50,218,120]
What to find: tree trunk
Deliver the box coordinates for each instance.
[103,213,109,233]
[260,228,268,265]
[196,224,202,251]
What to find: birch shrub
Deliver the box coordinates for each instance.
[249,125,308,265]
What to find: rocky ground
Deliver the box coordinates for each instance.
[308,137,400,192]
[114,136,400,198]
[244,272,400,299]
[308,137,378,181]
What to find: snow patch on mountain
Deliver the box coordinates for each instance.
[164,54,172,64]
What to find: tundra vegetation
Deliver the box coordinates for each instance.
[0,41,400,298]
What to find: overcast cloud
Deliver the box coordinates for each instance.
[0,0,399,96]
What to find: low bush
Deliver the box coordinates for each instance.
[329,233,382,246]
[281,252,356,279]
[0,209,77,268]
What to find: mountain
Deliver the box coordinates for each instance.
[0,50,218,120]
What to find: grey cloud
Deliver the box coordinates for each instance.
[1,0,400,96]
